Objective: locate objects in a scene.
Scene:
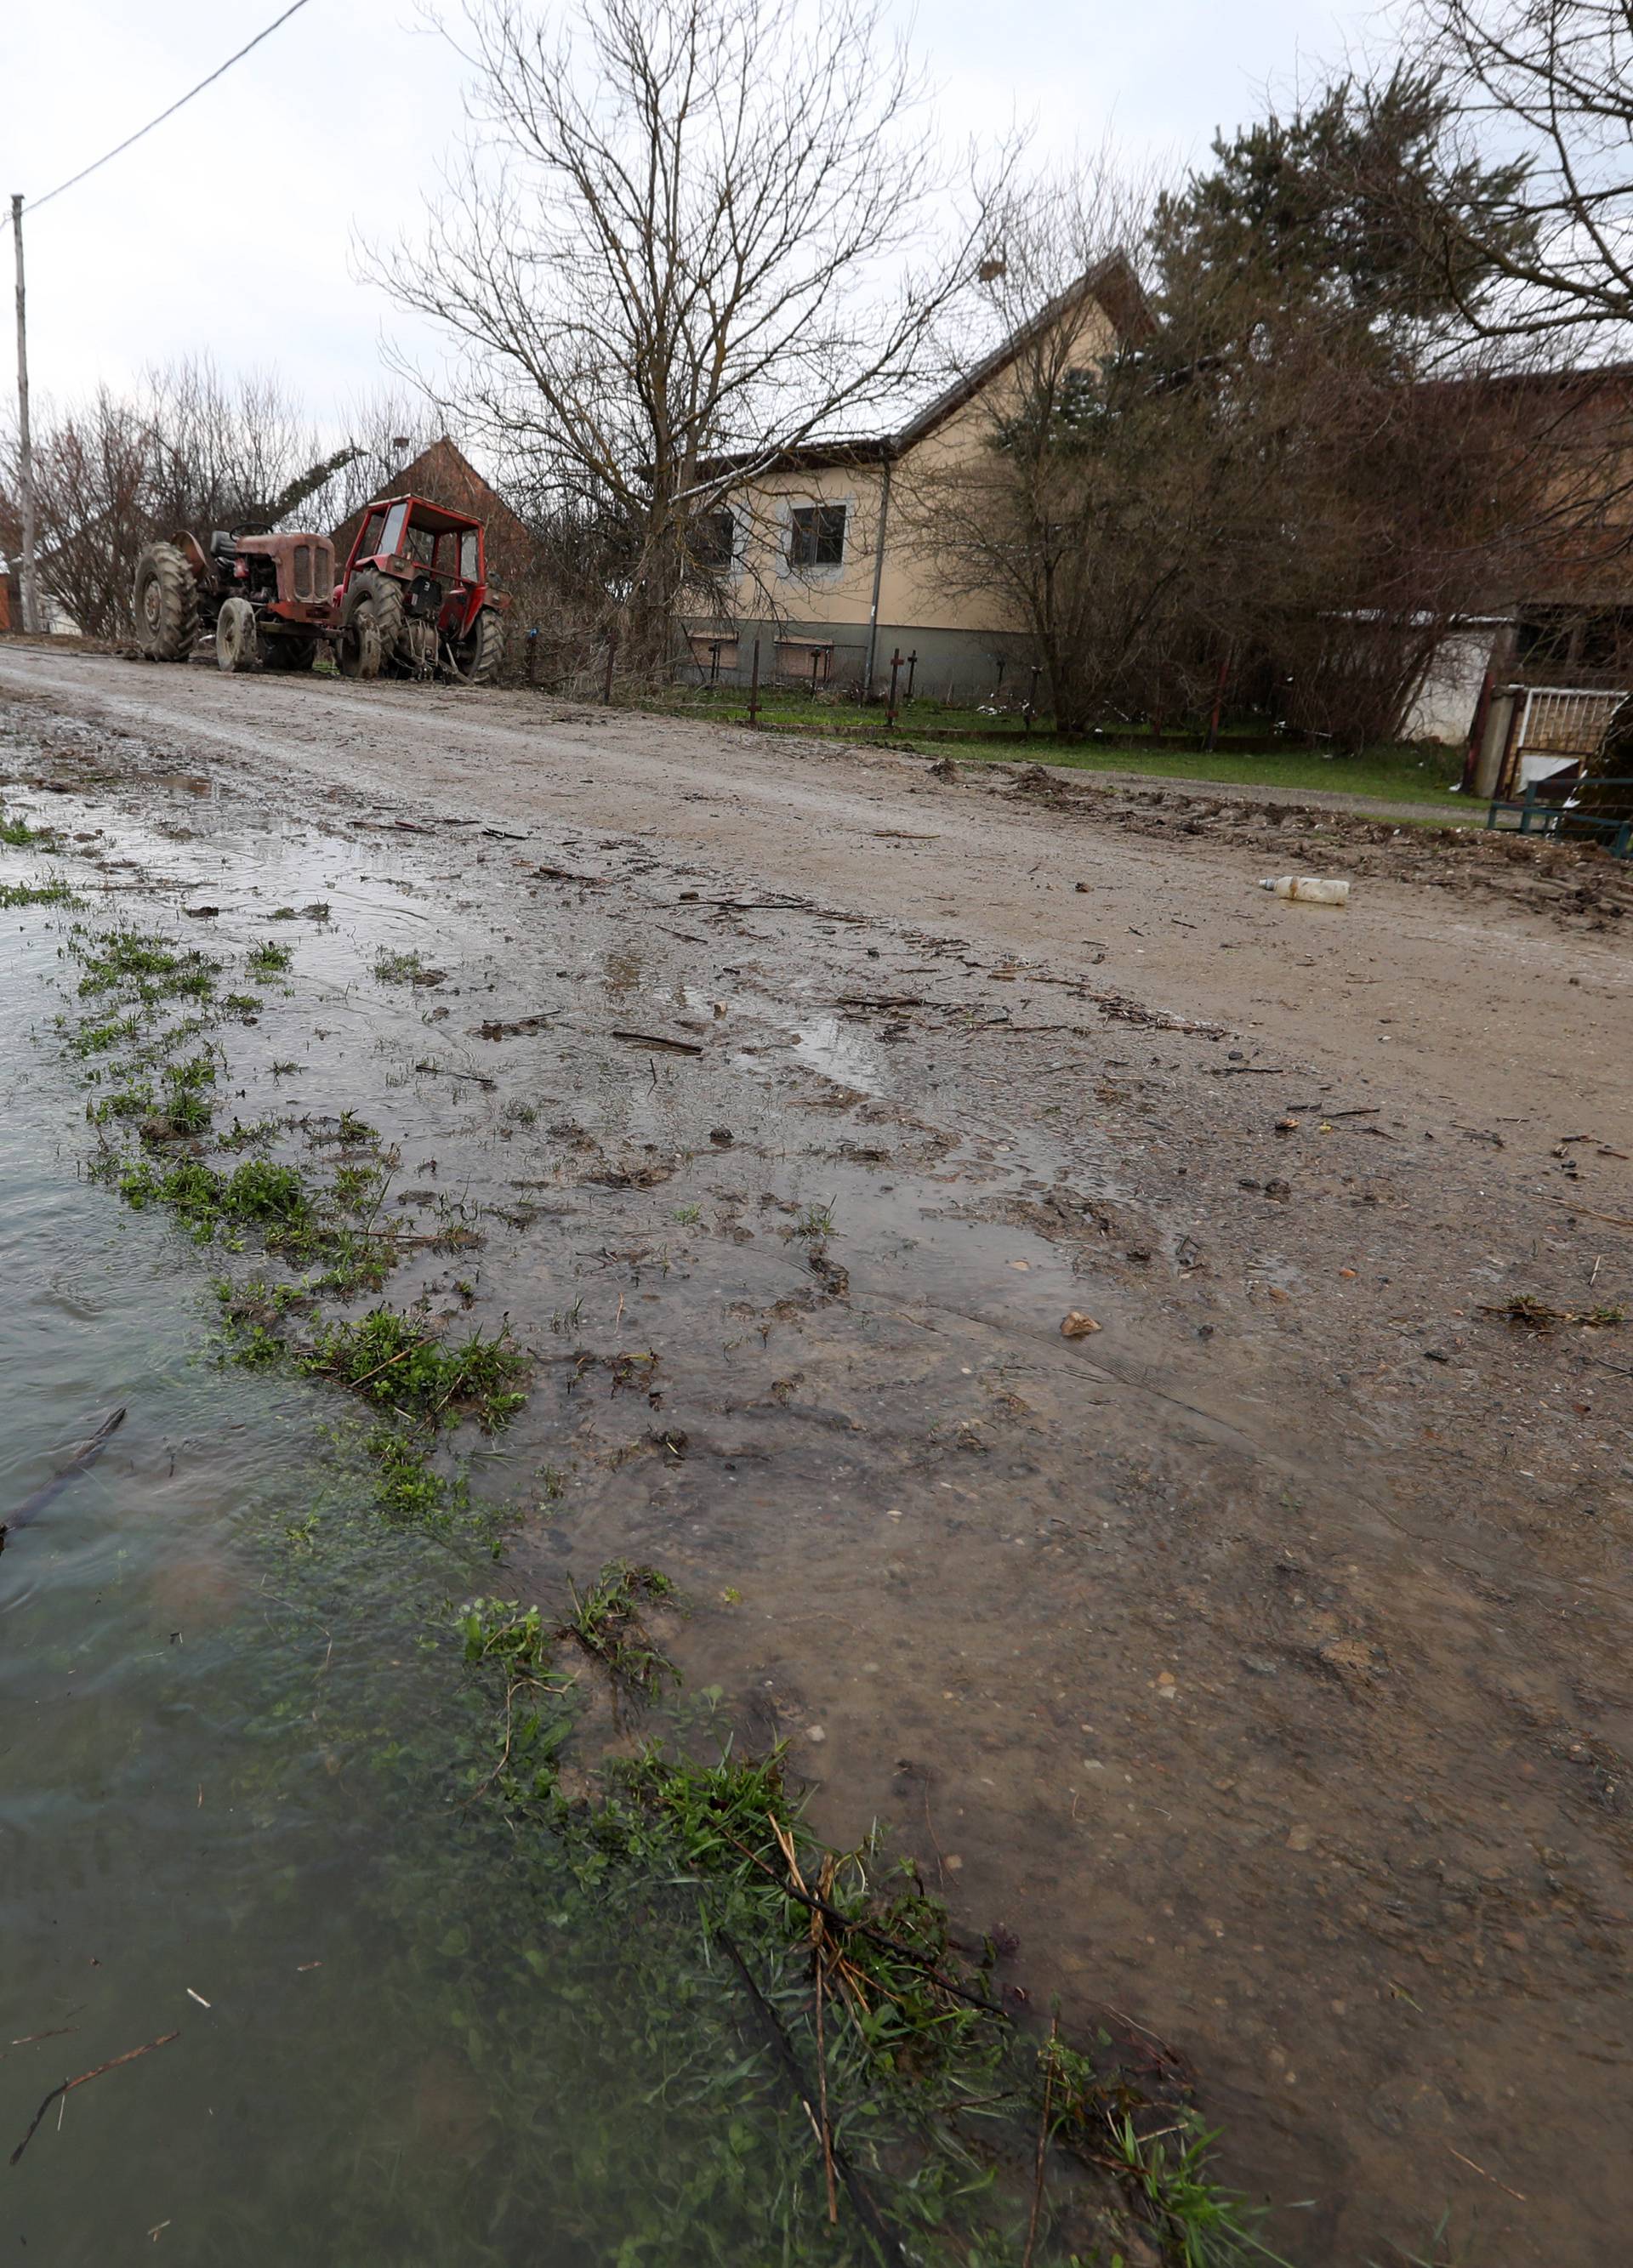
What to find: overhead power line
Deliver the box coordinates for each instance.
[20,0,316,220]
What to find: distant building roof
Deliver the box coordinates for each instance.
[331,436,537,567]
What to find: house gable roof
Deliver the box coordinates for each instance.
[890,252,1152,456]
[691,252,1152,484]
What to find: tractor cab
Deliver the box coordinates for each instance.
[334,493,504,684]
[341,497,486,627]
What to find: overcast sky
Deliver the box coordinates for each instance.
[3,0,1378,421]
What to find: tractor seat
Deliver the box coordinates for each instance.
[210,531,237,559]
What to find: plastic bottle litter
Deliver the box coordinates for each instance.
[1258,875,1351,907]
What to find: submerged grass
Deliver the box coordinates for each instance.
[447,1596,1291,2266]
[0,808,61,849]
[297,1309,527,1429]
[1,874,77,909]
[564,1559,680,1693]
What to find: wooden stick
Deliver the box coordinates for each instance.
[1446,2142,1528,2203]
[717,1827,1007,2018]
[10,2032,179,2166]
[1556,1199,1633,1230]
[1022,2016,1059,2268]
[719,1935,902,2264]
[814,1953,838,2225]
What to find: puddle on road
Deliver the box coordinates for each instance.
[3,730,1630,2265]
[0,907,875,2265]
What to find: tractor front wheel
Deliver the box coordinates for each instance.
[132,541,201,662]
[339,570,405,680]
[445,607,504,687]
[215,596,261,674]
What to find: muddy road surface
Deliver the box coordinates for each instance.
[3,648,1632,2265]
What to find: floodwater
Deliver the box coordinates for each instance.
[0,876,851,2265]
[3,729,1630,2265]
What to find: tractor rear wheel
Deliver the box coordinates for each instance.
[215,596,261,673]
[339,570,405,679]
[132,541,201,662]
[263,632,318,672]
[446,607,504,687]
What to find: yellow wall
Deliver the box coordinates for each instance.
[697,293,1120,639]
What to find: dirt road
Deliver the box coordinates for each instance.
[4,646,1632,2264]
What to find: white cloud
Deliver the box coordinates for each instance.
[3,0,1368,418]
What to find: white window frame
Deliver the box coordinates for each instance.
[777,493,853,584]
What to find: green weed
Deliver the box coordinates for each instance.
[0,810,60,849]
[120,1155,315,1248]
[77,929,219,1003]
[1,874,77,908]
[297,1309,526,1430]
[565,1560,679,1694]
[373,946,424,983]
[248,939,293,977]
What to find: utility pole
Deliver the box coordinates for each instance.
[12,194,39,635]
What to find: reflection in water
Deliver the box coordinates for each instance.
[790,1013,883,1094]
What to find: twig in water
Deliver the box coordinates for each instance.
[1446,2142,1528,2203]
[717,1825,1006,2018]
[1022,2016,1059,2268]
[719,1934,904,2265]
[10,2031,180,2165]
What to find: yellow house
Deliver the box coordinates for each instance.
[680,256,1150,702]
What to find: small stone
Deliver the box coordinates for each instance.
[1156,1670,1176,1687]
[944,1854,963,1871]
[806,1725,826,1744]
[1286,1824,1313,1852]
[1061,1310,1101,1339]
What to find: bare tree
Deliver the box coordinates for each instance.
[1404,0,1633,343]
[904,86,1585,747]
[1,361,371,639]
[364,0,1010,669]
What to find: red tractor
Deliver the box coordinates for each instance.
[133,527,338,673]
[333,494,505,685]
[129,494,505,686]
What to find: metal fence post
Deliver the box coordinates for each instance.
[887,648,902,730]
[748,635,760,727]
[526,626,538,685]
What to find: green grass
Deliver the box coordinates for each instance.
[0,809,61,850]
[77,928,219,1003]
[296,1308,527,1430]
[564,1560,679,1694]
[247,938,293,977]
[373,946,425,983]
[649,687,1471,815]
[954,736,1471,812]
[119,1154,315,1244]
[1,874,77,908]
